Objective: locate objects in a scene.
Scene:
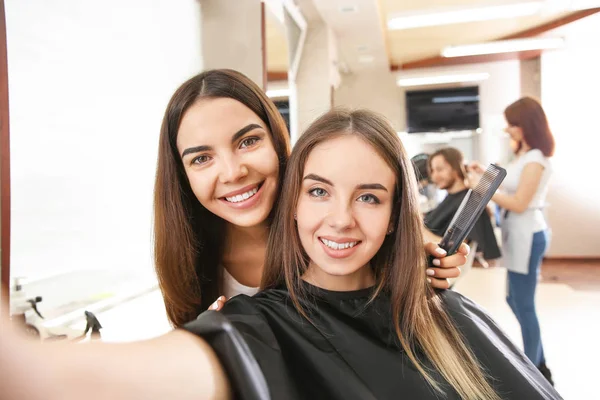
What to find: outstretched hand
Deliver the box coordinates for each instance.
[467,161,486,175]
[466,161,485,188]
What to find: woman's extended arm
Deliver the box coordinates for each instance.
[468,161,544,213]
[492,163,544,213]
[0,325,231,400]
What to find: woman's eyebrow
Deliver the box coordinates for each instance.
[181,123,263,158]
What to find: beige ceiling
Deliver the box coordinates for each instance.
[381,0,570,66]
[265,0,579,74]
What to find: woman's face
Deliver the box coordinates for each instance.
[504,123,523,144]
[296,135,396,291]
[176,98,280,228]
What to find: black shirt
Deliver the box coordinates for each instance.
[424,189,501,260]
[185,284,560,400]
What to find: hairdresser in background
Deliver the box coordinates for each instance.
[469,97,555,385]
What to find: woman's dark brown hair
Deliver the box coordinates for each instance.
[154,69,290,327]
[428,147,467,181]
[261,109,500,400]
[504,96,555,157]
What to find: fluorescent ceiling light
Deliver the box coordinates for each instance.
[388,2,543,30]
[266,89,290,98]
[570,0,600,10]
[397,73,490,87]
[339,5,358,13]
[442,37,564,57]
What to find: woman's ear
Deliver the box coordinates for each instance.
[387,221,395,235]
[293,212,297,220]
[387,206,400,235]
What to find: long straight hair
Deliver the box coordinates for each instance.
[262,109,500,400]
[154,69,290,327]
[504,96,555,157]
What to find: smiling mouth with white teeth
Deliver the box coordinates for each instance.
[223,183,262,203]
[320,238,360,250]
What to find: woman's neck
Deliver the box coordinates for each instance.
[519,141,532,154]
[221,222,269,288]
[302,263,376,292]
[447,179,467,195]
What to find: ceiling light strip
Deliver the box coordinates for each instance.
[442,37,565,57]
[387,2,543,30]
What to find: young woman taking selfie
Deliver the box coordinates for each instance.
[152,69,466,325]
[1,109,560,400]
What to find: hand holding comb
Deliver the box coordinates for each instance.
[434,164,506,259]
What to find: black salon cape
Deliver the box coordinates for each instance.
[424,189,502,260]
[184,284,561,400]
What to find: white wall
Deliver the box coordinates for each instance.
[334,67,402,130]
[6,0,203,281]
[293,19,332,142]
[541,14,600,257]
[399,61,520,165]
[520,57,541,99]
[335,61,520,164]
[201,0,263,88]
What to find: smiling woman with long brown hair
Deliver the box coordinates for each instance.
[236,109,555,399]
[152,69,466,327]
[0,108,561,400]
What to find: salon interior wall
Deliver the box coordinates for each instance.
[520,56,542,100]
[5,0,203,283]
[288,0,334,144]
[200,0,264,88]
[540,12,600,257]
[292,21,332,141]
[333,60,520,165]
[333,68,402,131]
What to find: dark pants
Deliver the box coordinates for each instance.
[506,230,548,366]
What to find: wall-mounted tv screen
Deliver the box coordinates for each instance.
[406,86,480,133]
[274,99,290,133]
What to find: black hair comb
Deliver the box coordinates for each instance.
[437,164,507,257]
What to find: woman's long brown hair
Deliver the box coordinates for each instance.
[154,69,290,327]
[262,109,500,400]
[504,96,555,157]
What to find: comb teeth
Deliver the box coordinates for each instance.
[437,163,506,255]
[474,171,499,195]
[455,165,504,229]
[455,164,504,229]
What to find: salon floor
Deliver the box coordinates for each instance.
[71,260,600,400]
